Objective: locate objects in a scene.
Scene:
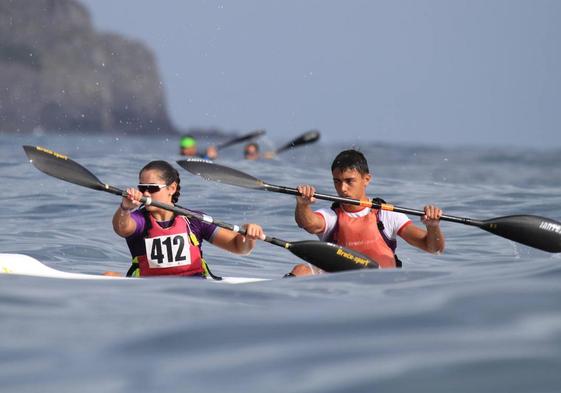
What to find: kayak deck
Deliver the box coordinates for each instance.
[0,254,270,284]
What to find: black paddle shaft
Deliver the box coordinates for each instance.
[176,159,472,224]
[86,182,250,235]
[264,183,475,225]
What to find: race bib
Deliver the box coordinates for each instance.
[145,234,191,268]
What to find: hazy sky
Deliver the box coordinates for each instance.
[80,0,561,148]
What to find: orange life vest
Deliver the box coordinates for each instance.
[328,206,400,269]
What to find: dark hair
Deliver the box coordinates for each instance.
[331,149,369,175]
[140,160,181,203]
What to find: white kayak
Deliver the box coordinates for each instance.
[0,253,270,284]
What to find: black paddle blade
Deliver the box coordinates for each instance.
[275,130,320,154]
[177,159,267,190]
[216,129,266,150]
[23,145,107,191]
[288,240,378,272]
[480,215,561,253]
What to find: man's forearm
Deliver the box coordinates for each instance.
[295,203,323,234]
[425,225,445,253]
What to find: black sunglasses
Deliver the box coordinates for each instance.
[137,183,167,193]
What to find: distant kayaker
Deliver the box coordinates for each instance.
[243,142,260,160]
[288,149,445,276]
[179,134,218,160]
[111,160,265,277]
[243,142,275,160]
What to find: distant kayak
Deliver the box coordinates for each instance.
[0,254,270,284]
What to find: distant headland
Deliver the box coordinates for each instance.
[0,0,180,135]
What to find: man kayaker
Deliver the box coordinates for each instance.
[179,135,218,160]
[243,142,260,160]
[243,142,275,160]
[288,149,445,276]
[111,160,265,277]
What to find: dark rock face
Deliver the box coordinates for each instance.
[0,0,176,134]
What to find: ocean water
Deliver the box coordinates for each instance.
[1,133,560,393]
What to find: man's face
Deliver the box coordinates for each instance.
[332,167,371,200]
[244,145,259,160]
[180,146,198,156]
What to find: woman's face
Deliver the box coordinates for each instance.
[138,169,177,210]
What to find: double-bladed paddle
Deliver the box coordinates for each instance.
[22,145,377,272]
[176,159,561,253]
[274,130,320,155]
[215,129,266,151]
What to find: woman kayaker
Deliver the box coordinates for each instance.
[112,160,265,277]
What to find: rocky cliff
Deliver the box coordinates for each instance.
[0,0,175,134]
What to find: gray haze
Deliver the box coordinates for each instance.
[80,0,561,148]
